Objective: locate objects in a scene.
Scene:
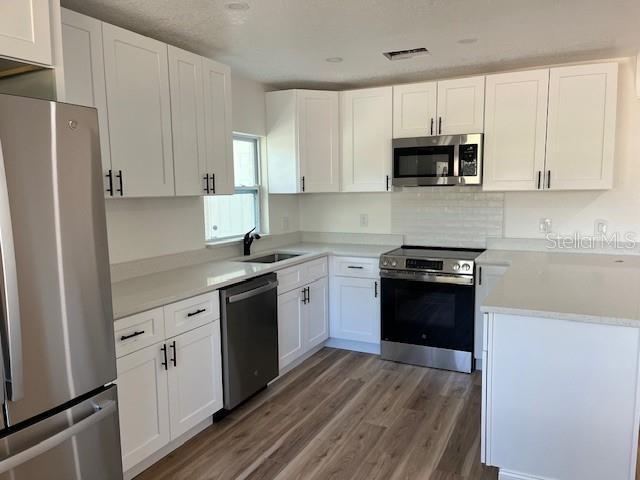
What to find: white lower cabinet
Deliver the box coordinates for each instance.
[474,264,508,362]
[277,259,329,371]
[115,302,223,473]
[116,342,170,472]
[329,276,380,344]
[167,322,223,439]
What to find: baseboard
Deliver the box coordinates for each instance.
[499,470,554,480]
[324,338,380,355]
[123,417,213,480]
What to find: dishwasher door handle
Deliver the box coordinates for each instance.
[227,281,279,304]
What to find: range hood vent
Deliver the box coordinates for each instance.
[383,47,429,61]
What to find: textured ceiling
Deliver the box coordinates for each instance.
[60,0,640,89]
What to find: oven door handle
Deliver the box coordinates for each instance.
[380,270,474,286]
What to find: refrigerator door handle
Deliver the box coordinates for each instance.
[0,138,23,401]
[0,399,117,474]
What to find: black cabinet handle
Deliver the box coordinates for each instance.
[547,170,551,189]
[374,281,378,298]
[386,175,390,191]
[301,176,305,192]
[170,340,177,367]
[161,344,168,371]
[537,171,542,190]
[211,173,216,194]
[187,308,206,318]
[106,170,114,196]
[301,288,307,304]
[203,174,210,194]
[306,286,310,303]
[120,330,145,341]
[430,117,434,136]
[347,266,364,269]
[116,170,123,196]
[438,116,442,134]
[478,266,482,286]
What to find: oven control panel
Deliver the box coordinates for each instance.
[380,256,474,275]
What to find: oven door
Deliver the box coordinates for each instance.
[393,143,457,186]
[380,273,475,372]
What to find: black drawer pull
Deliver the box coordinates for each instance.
[347,266,364,269]
[170,340,177,367]
[187,308,206,317]
[120,330,145,341]
[161,344,168,371]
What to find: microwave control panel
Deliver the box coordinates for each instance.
[459,144,478,176]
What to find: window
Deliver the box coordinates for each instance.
[204,135,261,241]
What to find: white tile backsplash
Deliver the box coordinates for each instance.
[391,187,505,247]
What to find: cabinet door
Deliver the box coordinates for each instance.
[330,276,380,344]
[483,70,549,191]
[0,0,51,65]
[340,87,393,192]
[436,76,485,135]
[169,46,207,196]
[102,23,174,197]
[545,63,617,190]
[167,322,223,439]
[277,288,305,370]
[474,265,507,361]
[116,343,170,472]
[298,91,340,192]
[392,82,438,138]
[202,58,234,195]
[305,277,329,350]
[61,9,112,183]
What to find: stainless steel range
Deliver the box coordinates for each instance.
[379,246,484,373]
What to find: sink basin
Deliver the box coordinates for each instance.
[242,253,301,264]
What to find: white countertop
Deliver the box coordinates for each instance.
[111,242,396,320]
[479,249,640,327]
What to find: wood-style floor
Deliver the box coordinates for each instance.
[136,347,498,480]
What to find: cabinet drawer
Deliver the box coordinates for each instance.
[331,256,379,279]
[164,291,220,338]
[277,257,328,294]
[114,308,165,358]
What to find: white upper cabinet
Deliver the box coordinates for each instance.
[202,58,234,195]
[266,90,340,193]
[102,23,174,197]
[168,46,207,196]
[393,81,438,138]
[0,0,52,65]
[340,87,393,192]
[483,69,549,191]
[61,9,112,181]
[545,63,617,190]
[436,76,485,135]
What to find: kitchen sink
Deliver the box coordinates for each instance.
[242,253,301,264]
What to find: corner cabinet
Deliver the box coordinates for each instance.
[340,87,393,192]
[102,23,175,197]
[483,62,618,192]
[266,90,340,193]
[115,291,223,473]
[0,0,52,65]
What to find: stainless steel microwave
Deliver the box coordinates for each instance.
[392,134,483,187]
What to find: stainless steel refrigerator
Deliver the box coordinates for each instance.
[0,94,122,478]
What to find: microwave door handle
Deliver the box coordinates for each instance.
[0,139,23,401]
[453,144,460,178]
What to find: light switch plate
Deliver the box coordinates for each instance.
[539,218,552,233]
[360,214,369,227]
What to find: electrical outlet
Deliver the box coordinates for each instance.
[282,216,290,231]
[360,214,369,227]
[594,219,608,235]
[539,218,552,233]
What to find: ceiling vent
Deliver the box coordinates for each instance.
[383,48,430,61]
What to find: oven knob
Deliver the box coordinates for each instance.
[391,260,398,267]
[382,259,389,266]
[453,264,460,271]
[462,264,471,271]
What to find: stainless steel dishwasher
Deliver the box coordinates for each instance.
[220,273,279,410]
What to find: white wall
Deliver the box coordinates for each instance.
[299,193,391,234]
[503,57,640,238]
[107,73,300,264]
